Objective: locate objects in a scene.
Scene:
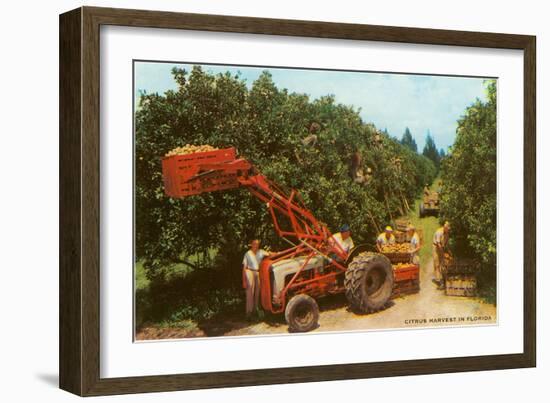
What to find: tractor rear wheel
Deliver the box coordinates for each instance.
[285,294,319,333]
[345,252,394,313]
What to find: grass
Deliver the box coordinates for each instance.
[134,189,444,335]
[401,180,441,268]
[135,250,247,335]
[401,180,496,305]
[404,197,439,267]
[135,261,150,291]
[136,248,218,292]
[135,179,496,337]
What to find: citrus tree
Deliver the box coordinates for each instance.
[135,66,436,285]
[439,80,497,296]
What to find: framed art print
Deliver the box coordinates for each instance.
[59,6,536,396]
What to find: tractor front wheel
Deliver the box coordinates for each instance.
[285,294,319,333]
[345,252,394,313]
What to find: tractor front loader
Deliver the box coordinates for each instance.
[161,146,395,332]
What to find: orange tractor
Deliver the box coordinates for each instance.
[162,147,416,332]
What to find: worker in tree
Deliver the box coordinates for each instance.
[295,122,320,163]
[432,221,451,289]
[301,134,318,147]
[329,224,355,255]
[376,226,396,252]
[407,224,421,264]
[242,239,271,319]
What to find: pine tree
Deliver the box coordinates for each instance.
[400,127,418,152]
[422,131,441,169]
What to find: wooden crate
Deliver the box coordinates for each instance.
[393,228,424,245]
[383,251,412,264]
[161,147,240,197]
[392,279,420,298]
[394,219,409,232]
[392,264,420,298]
[445,274,477,297]
[394,263,419,282]
[394,230,407,243]
[443,257,480,275]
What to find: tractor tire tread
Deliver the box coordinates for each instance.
[344,252,394,313]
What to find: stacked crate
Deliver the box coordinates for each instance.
[382,248,420,298]
[394,219,409,232]
[393,219,424,244]
[392,263,420,298]
[393,219,409,243]
[443,257,480,297]
[394,230,407,243]
[161,147,242,197]
[445,275,477,297]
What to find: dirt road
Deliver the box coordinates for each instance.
[136,200,496,340]
[137,256,496,340]
[223,257,496,337]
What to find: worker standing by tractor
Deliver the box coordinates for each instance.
[376,226,396,252]
[162,145,397,332]
[432,221,451,289]
[242,239,271,319]
[329,224,355,255]
[407,224,421,264]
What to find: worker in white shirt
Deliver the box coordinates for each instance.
[432,221,451,289]
[376,226,396,252]
[242,239,271,318]
[407,224,421,264]
[330,224,355,255]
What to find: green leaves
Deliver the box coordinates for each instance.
[401,127,418,152]
[422,132,441,170]
[440,80,497,269]
[135,66,434,282]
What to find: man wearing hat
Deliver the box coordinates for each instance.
[432,221,451,289]
[376,226,396,252]
[242,239,271,318]
[329,224,355,255]
[407,224,421,264]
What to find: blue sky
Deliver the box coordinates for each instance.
[135,61,491,151]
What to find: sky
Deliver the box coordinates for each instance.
[134,61,491,152]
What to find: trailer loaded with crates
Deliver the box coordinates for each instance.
[161,145,417,332]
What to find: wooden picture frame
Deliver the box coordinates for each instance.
[59,6,536,396]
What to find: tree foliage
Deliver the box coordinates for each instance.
[400,127,418,152]
[422,132,441,170]
[440,80,497,270]
[135,67,436,284]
